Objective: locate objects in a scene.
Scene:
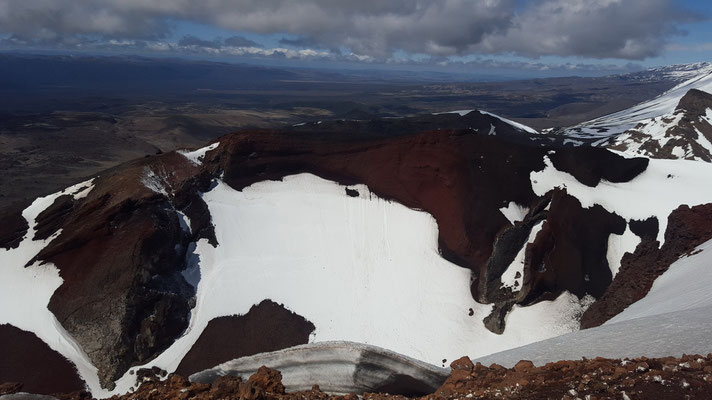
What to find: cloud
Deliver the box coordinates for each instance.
[224,35,261,48]
[178,35,222,49]
[476,0,700,60]
[665,42,712,52]
[0,0,701,60]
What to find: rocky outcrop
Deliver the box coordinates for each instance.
[607,88,712,161]
[0,324,86,395]
[0,203,28,249]
[581,203,712,328]
[11,353,712,400]
[25,153,216,388]
[176,300,316,377]
[190,342,449,396]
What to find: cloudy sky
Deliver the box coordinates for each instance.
[0,0,710,77]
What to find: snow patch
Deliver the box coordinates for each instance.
[433,109,473,117]
[606,224,641,278]
[141,166,173,197]
[178,142,219,165]
[501,221,544,291]
[562,139,584,146]
[498,202,529,225]
[479,110,539,134]
[0,178,107,398]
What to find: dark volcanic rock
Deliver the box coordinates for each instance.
[582,203,712,328]
[34,195,76,241]
[0,202,29,249]
[549,147,649,187]
[522,189,626,305]
[30,153,213,388]
[0,324,85,395]
[608,88,712,161]
[175,300,316,377]
[677,88,712,116]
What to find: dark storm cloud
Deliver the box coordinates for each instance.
[0,0,700,60]
[224,35,261,48]
[178,35,222,49]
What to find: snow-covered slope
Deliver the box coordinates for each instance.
[0,179,104,394]
[564,63,712,138]
[474,238,712,367]
[607,238,712,324]
[473,306,712,368]
[434,110,539,134]
[0,173,591,398]
[531,156,712,245]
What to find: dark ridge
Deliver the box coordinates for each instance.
[581,203,712,328]
[0,324,86,395]
[676,88,712,116]
[0,203,28,249]
[28,152,210,388]
[34,194,75,241]
[522,189,626,305]
[629,217,659,241]
[175,300,315,377]
[286,110,534,142]
[549,147,649,187]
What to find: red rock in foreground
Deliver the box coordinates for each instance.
[7,354,712,400]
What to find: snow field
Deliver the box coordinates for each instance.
[531,156,712,245]
[567,64,712,137]
[0,179,107,396]
[102,174,590,396]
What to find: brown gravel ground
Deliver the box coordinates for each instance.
[4,353,712,400]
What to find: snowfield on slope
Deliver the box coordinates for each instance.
[565,63,712,138]
[607,238,712,323]
[474,238,712,367]
[102,173,590,397]
[0,173,593,398]
[0,179,106,396]
[531,156,712,245]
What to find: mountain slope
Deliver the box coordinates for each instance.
[1,109,712,397]
[563,63,712,138]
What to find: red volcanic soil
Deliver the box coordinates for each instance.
[12,354,712,400]
[0,324,85,395]
[175,300,315,377]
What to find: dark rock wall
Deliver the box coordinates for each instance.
[0,324,85,395]
[175,300,315,377]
